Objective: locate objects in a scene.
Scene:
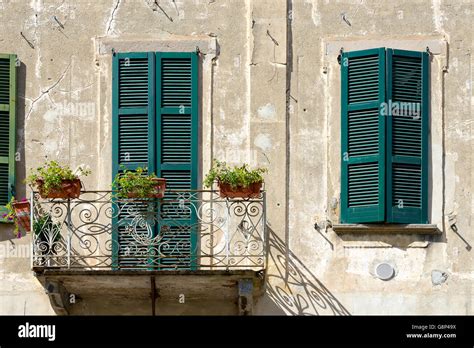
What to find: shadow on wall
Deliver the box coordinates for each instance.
[265,227,350,315]
[16,61,27,200]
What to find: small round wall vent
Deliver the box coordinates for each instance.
[375,263,395,281]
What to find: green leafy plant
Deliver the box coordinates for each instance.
[3,196,22,237]
[112,166,164,198]
[204,159,267,189]
[3,196,16,223]
[25,161,91,195]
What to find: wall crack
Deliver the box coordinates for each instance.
[106,0,121,35]
[26,63,71,120]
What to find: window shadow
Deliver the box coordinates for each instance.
[264,226,350,315]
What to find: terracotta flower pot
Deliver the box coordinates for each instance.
[218,181,262,198]
[12,200,31,233]
[37,178,82,199]
[126,178,167,199]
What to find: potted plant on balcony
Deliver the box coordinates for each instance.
[204,159,267,198]
[3,196,31,236]
[2,196,30,237]
[112,166,166,199]
[25,161,91,199]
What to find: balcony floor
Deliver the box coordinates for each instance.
[34,268,265,315]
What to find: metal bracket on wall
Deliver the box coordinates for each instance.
[44,280,70,315]
[238,279,253,316]
[150,276,159,316]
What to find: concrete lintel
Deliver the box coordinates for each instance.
[333,224,440,235]
[324,37,447,56]
[96,35,218,56]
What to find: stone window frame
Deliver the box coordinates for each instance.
[94,36,218,188]
[323,38,448,234]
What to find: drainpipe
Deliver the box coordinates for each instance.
[285,0,293,282]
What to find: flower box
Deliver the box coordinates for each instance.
[12,200,31,233]
[218,181,262,199]
[37,179,82,199]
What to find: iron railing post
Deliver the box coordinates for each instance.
[30,190,34,269]
[224,198,230,270]
[263,191,268,269]
[67,199,71,269]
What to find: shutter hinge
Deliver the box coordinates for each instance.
[426,46,432,56]
[112,47,116,56]
[337,47,344,65]
[10,185,15,198]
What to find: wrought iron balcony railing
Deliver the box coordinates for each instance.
[31,190,267,271]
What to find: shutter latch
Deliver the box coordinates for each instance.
[426,46,433,58]
[337,47,344,65]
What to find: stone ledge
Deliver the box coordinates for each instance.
[333,224,440,235]
[33,269,266,302]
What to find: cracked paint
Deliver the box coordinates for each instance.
[257,103,276,120]
[0,0,471,317]
[254,133,272,152]
[305,0,321,27]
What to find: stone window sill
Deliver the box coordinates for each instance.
[332,224,440,235]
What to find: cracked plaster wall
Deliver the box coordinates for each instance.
[0,0,472,315]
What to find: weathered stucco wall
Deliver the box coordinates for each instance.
[0,0,472,315]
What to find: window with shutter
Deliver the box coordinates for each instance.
[340,48,429,224]
[112,51,198,269]
[0,54,16,222]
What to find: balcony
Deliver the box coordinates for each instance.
[30,190,267,315]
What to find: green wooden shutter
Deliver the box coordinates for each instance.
[112,52,155,268]
[341,48,386,223]
[156,52,198,269]
[0,54,16,222]
[386,49,429,223]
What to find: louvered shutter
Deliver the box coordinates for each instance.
[156,52,198,269]
[0,54,16,222]
[340,48,386,223]
[112,52,156,268]
[386,49,429,223]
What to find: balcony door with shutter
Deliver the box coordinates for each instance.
[112,51,199,270]
[0,54,16,220]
